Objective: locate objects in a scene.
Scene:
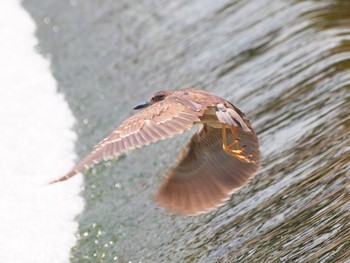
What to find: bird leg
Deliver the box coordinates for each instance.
[222,124,256,164]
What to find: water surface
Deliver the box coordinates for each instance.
[23,0,350,261]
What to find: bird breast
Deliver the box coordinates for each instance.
[198,107,223,129]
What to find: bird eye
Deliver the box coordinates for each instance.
[156,95,165,100]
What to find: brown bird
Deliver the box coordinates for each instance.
[52,87,260,215]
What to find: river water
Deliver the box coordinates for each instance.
[23,0,350,262]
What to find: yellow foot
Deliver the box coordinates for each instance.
[227,139,240,150]
[223,144,256,164]
[221,123,256,165]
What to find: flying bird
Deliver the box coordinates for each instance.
[52,87,260,215]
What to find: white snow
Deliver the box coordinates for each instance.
[0,1,83,262]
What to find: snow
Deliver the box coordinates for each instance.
[0,1,83,262]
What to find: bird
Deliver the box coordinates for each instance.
[51,87,261,215]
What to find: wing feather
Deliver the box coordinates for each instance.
[51,95,209,183]
[154,124,260,215]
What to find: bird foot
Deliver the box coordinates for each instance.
[221,124,256,165]
[223,144,256,164]
[227,139,241,151]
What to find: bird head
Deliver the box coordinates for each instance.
[133,90,170,110]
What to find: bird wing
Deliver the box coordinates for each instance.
[51,96,209,183]
[154,123,260,216]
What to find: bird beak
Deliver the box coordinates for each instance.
[133,100,150,110]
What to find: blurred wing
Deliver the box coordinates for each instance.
[154,124,260,215]
[51,96,208,183]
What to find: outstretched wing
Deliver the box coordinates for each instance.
[154,123,260,216]
[51,96,209,183]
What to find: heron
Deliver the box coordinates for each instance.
[51,87,260,215]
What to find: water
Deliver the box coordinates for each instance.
[22,0,350,262]
[0,1,83,262]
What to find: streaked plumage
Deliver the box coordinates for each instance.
[52,87,260,215]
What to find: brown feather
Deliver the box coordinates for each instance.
[51,87,260,217]
[50,89,213,184]
[154,123,260,216]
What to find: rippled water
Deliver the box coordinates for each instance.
[24,0,350,262]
